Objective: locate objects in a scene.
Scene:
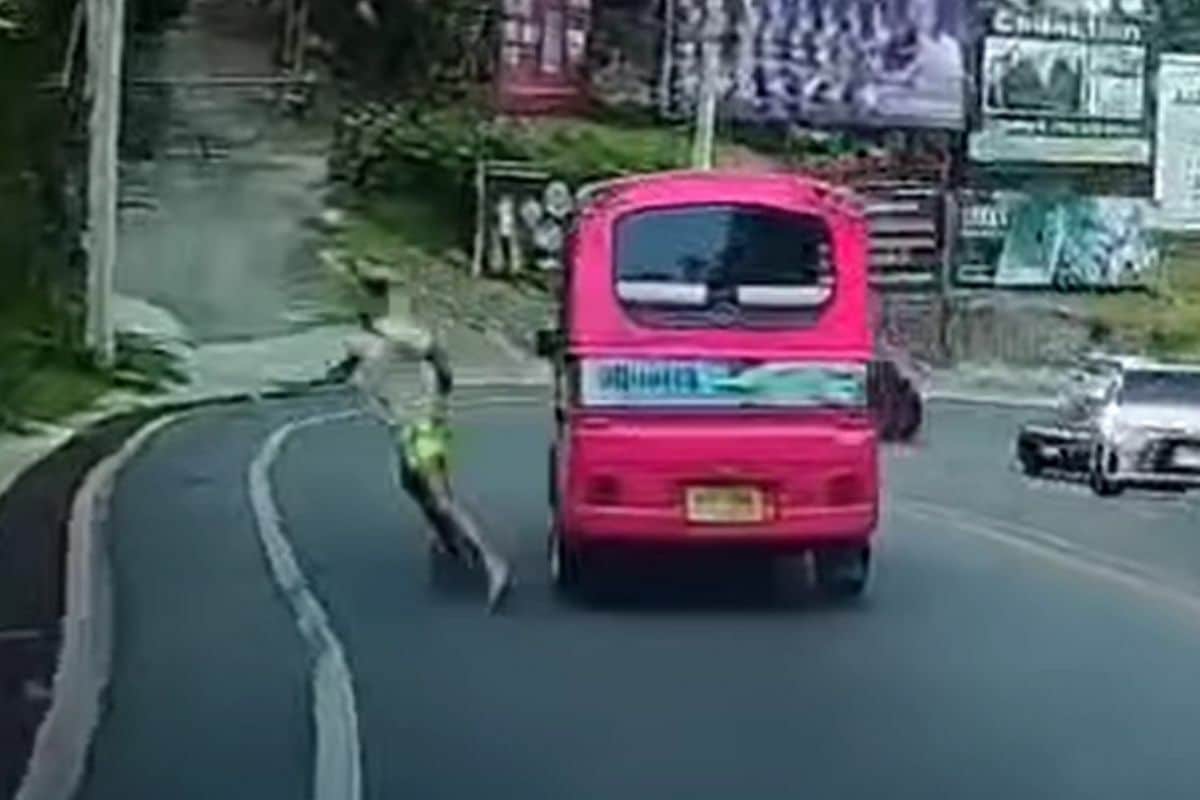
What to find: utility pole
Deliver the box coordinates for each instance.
[85,0,124,365]
[691,0,721,170]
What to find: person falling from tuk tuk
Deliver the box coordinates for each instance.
[335,287,512,611]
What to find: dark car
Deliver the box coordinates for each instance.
[1014,354,1131,477]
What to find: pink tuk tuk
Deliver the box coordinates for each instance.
[536,171,879,597]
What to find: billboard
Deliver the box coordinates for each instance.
[1155,54,1200,230]
[969,2,1151,164]
[956,191,1160,289]
[661,0,973,130]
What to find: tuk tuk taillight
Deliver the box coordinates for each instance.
[827,473,866,506]
[585,474,622,506]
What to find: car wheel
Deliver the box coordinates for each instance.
[1089,448,1125,497]
[1018,444,1044,477]
[814,546,870,599]
[549,522,586,595]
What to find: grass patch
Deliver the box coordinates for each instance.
[0,324,190,435]
[1088,235,1200,359]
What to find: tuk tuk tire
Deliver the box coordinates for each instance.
[813,546,870,599]
[549,524,585,593]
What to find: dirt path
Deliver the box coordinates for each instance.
[117,0,355,344]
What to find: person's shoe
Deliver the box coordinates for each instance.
[486,559,512,613]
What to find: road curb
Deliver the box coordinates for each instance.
[925,391,1057,410]
[14,414,182,800]
[3,383,352,800]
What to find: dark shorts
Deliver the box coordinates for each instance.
[398,440,463,554]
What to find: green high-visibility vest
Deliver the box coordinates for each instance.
[402,417,451,475]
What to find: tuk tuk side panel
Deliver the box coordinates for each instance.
[565,173,873,359]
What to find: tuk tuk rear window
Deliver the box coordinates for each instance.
[614,204,835,328]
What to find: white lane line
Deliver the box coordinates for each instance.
[17,414,183,800]
[248,410,364,800]
[1011,474,1178,522]
[894,497,1200,620]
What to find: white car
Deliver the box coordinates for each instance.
[1089,362,1200,496]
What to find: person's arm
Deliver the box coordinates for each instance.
[426,340,454,398]
[339,332,397,421]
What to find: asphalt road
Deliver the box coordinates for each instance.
[75,391,1200,800]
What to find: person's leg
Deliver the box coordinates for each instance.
[397,432,465,558]
[399,425,511,610]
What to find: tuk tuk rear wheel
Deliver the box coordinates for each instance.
[549,524,585,592]
[814,546,870,599]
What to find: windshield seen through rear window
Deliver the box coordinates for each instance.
[613,204,834,328]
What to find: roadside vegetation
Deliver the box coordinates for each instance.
[320,101,837,341]
[1,328,189,434]
[321,98,863,288]
[0,0,191,435]
[1087,236,1200,361]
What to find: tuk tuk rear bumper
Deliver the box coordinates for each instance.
[556,410,880,553]
[563,505,877,553]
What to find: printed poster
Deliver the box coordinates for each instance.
[1155,54,1200,230]
[579,359,868,408]
[956,192,1159,289]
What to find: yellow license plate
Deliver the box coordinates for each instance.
[685,486,765,524]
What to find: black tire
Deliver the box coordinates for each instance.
[1090,471,1125,497]
[814,546,871,599]
[1089,448,1125,497]
[898,390,923,442]
[889,380,922,443]
[1018,444,1044,477]
[549,523,586,595]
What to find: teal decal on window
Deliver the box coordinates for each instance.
[581,359,866,408]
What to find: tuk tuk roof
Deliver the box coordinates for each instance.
[576,170,866,221]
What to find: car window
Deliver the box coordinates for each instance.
[1119,370,1200,405]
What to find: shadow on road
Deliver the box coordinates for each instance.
[554,553,869,617]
